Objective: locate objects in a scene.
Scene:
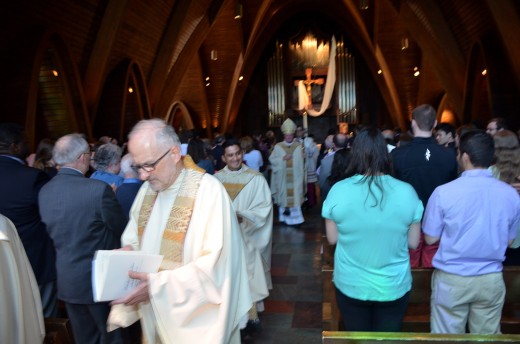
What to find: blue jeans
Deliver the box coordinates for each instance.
[336,287,410,331]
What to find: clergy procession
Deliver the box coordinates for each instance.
[2,110,520,343]
[3,1,520,343]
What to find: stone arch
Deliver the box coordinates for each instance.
[463,41,490,126]
[94,59,151,143]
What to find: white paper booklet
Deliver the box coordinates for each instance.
[92,250,163,302]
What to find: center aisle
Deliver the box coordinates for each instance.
[245,205,324,343]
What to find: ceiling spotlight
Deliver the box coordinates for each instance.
[414,71,420,77]
[377,69,382,75]
[205,82,210,87]
[205,76,210,81]
[482,69,487,76]
[238,76,244,81]
[211,50,218,61]
[413,66,418,71]
[234,3,242,19]
[401,38,409,50]
[52,70,59,77]
[128,87,134,93]
[360,0,369,10]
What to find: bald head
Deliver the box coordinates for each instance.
[127,119,183,191]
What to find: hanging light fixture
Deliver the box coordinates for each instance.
[211,50,218,60]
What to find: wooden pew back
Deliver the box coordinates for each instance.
[322,331,520,344]
[322,266,520,333]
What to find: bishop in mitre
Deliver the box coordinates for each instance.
[269,118,306,225]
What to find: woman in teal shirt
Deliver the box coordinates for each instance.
[322,127,423,331]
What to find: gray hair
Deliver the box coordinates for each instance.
[53,133,89,166]
[120,153,139,178]
[128,119,180,150]
[93,143,122,171]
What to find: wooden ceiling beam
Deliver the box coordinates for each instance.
[147,0,194,108]
[83,0,129,119]
[400,0,466,120]
[486,0,520,92]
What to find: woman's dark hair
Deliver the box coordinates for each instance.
[33,138,55,170]
[345,127,392,207]
[327,148,350,187]
[187,138,207,163]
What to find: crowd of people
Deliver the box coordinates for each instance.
[0,103,519,343]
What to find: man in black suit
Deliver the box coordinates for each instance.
[0,123,57,317]
[39,133,127,344]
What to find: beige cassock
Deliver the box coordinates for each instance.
[215,165,273,294]
[109,168,252,344]
[0,214,45,344]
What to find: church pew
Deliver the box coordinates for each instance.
[322,331,520,344]
[322,266,520,333]
[322,234,338,331]
[44,318,74,344]
[322,266,340,331]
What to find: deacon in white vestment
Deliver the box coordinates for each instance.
[0,214,45,344]
[269,119,306,225]
[108,119,252,344]
[215,139,273,328]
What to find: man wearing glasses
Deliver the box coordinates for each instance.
[39,133,127,343]
[109,119,252,344]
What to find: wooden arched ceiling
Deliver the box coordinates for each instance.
[156,0,485,133]
[2,0,520,140]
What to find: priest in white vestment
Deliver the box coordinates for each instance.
[0,214,46,344]
[215,139,273,332]
[269,118,306,225]
[108,119,252,344]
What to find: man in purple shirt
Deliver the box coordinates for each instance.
[423,130,520,334]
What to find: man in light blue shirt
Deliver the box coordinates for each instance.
[423,130,520,334]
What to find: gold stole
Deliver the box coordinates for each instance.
[137,156,205,270]
[218,167,257,201]
[279,142,300,207]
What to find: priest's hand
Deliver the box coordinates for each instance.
[283,153,292,160]
[111,271,150,306]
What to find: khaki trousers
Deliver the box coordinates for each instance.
[430,269,505,334]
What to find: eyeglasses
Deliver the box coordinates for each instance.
[131,148,171,172]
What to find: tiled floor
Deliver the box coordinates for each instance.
[245,205,324,343]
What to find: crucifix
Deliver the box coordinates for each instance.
[295,68,324,133]
[302,68,325,108]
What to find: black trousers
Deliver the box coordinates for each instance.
[65,302,124,344]
[336,287,410,332]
